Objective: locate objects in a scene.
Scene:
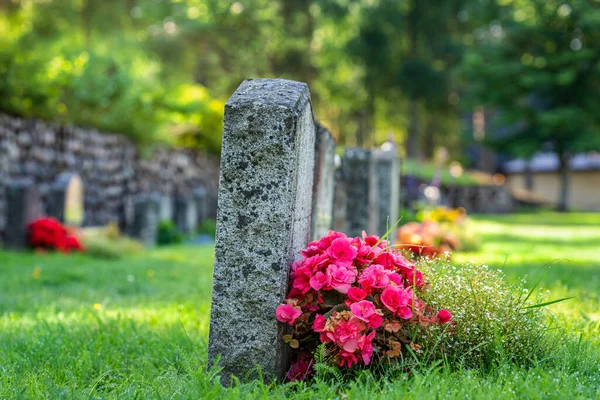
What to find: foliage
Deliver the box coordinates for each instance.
[0,213,599,397]
[277,230,451,379]
[157,220,184,246]
[0,1,224,152]
[462,0,600,209]
[402,159,478,186]
[418,258,552,369]
[418,206,481,252]
[78,223,143,259]
[396,221,461,258]
[197,218,217,238]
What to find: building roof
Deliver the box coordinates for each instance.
[503,152,600,173]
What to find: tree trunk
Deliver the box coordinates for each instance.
[557,153,571,212]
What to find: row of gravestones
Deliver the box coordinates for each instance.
[402,174,514,213]
[130,188,209,246]
[1,172,209,249]
[207,79,400,385]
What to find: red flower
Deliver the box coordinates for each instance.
[28,217,84,253]
[437,309,452,324]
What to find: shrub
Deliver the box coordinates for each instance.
[79,223,143,259]
[416,258,551,369]
[197,218,217,237]
[157,220,183,246]
[277,231,563,381]
[276,230,453,381]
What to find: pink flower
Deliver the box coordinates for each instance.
[333,318,366,351]
[286,357,314,381]
[405,268,424,288]
[347,287,367,302]
[355,242,376,265]
[373,252,396,270]
[325,264,357,294]
[358,330,376,365]
[350,300,383,329]
[361,231,381,247]
[315,231,347,251]
[309,271,327,291]
[292,266,313,294]
[304,253,330,273]
[358,264,389,292]
[388,271,404,286]
[313,314,327,332]
[326,237,358,265]
[301,245,322,258]
[437,309,452,324]
[380,285,412,319]
[276,304,302,325]
[339,351,359,368]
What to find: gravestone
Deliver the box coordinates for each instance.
[332,169,347,233]
[342,148,374,236]
[208,78,315,385]
[193,186,208,226]
[174,196,197,235]
[372,149,400,236]
[159,195,173,222]
[310,122,336,240]
[4,179,42,249]
[130,194,160,247]
[47,172,84,226]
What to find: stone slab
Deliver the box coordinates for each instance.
[342,148,374,237]
[310,122,336,240]
[208,78,315,384]
[4,179,41,249]
[372,149,400,236]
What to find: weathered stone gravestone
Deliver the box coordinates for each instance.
[159,195,173,222]
[174,196,197,235]
[47,172,84,226]
[372,149,400,236]
[342,148,374,237]
[310,122,336,240]
[332,168,348,233]
[208,78,315,384]
[130,194,160,247]
[4,179,42,249]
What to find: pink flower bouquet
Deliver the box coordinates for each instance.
[276,230,452,381]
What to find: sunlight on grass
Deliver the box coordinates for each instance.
[455,212,600,327]
[0,213,598,398]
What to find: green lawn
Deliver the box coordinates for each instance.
[1,212,599,399]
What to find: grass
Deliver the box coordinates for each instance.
[0,211,599,398]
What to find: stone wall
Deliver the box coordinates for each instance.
[401,174,515,214]
[0,113,219,237]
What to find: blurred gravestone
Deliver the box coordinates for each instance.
[311,123,336,240]
[4,179,41,249]
[332,169,347,233]
[193,186,208,226]
[159,195,173,221]
[372,149,400,236]
[342,148,374,236]
[48,172,84,226]
[208,78,315,385]
[130,194,160,247]
[174,196,197,235]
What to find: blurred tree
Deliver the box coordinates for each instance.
[464,0,600,211]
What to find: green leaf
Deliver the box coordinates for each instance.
[522,297,575,309]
